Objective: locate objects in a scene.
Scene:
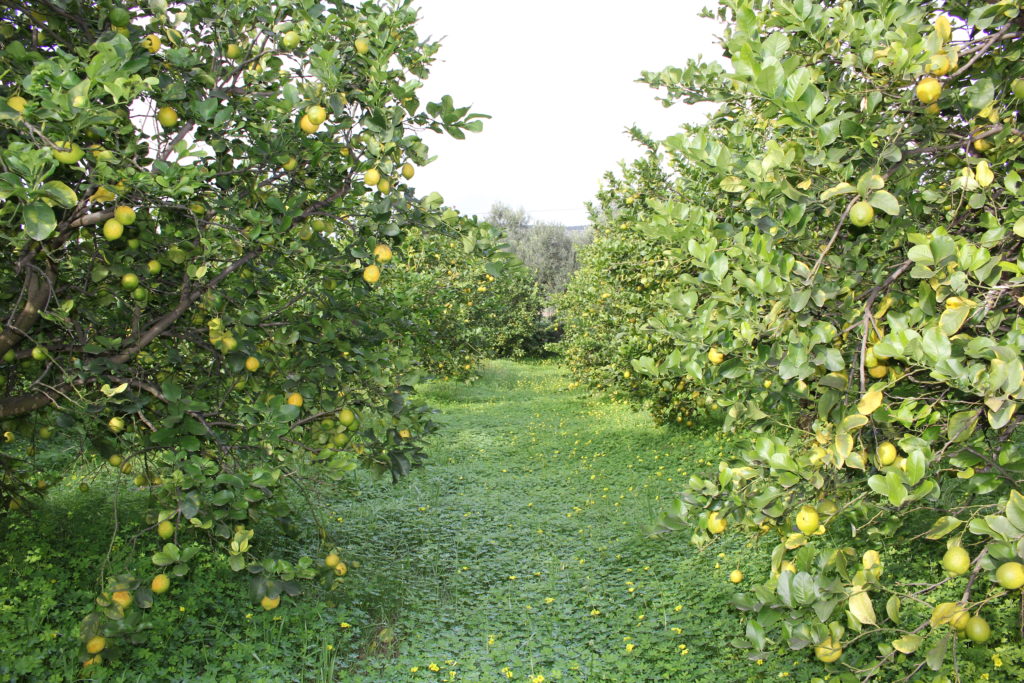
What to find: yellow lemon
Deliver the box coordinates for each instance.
[814,637,842,663]
[796,505,819,534]
[151,574,170,594]
[86,636,106,654]
[996,561,1024,589]
[306,105,327,125]
[142,34,161,53]
[941,546,970,576]
[157,106,178,128]
[916,77,942,105]
[373,244,393,263]
[707,511,727,534]
[877,441,897,466]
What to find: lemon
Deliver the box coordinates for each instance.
[286,392,304,408]
[729,569,743,583]
[796,505,820,534]
[114,206,136,225]
[245,356,260,372]
[157,520,174,539]
[111,590,133,608]
[941,546,970,576]
[814,637,842,663]
[363,264,381,284]
[373,244,393,263]
[916,77,942,105]
[707,347,724,365]
[52,141,84,164]
[85,635,106,654]
[707,511,727,534]
[157,106,178,128]
[849,201,874,227]
[261,595,281,610]
[996,561,1024,589]
[306,105,327,125]
[965,615,991,643]
[877,441,897,466]
[926,54,950,76]
[142,34,161,53]
[151,574,170,594]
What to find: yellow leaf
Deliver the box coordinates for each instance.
[834,432,854,464]
[797,179,813,190]
[848,586,877,625]
[863,550,881,570]
[857,390,883,415]
[784,533,808,550]
[892,634,923,654]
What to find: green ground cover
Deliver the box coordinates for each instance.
[2,360,978,681]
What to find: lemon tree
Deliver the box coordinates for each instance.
[0,0,503,663]
[560,0,1024,678]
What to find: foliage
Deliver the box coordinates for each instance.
[0,0,511,663]
[0,360,867,682]
[389,211,543,377]
[488,202,589,296]
[559,0,1024,678]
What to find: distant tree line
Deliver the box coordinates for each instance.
[486,203,591,297]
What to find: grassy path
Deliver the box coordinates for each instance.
[0,360,825,681]
[327,360,811,681]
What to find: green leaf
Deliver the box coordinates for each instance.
[939,306,970,336]
[966,78,994,111]
[924,516,962,540]
[819,182,856,201]
[40,180,78,208]
[892,634,922,654]
[792,572,816,605]
[720,176,745,193]
[947,410,979,443]
[925,635,949,671]
[848,587,876,625]
[1006,491,1024,532]
[22,202,57,240]
[886,595,901,624]
[885,471,908,506]
[868,191,900,216]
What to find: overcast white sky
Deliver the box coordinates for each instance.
[408,1,725,226]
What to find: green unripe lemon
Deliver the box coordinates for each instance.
[849,201,874,227]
